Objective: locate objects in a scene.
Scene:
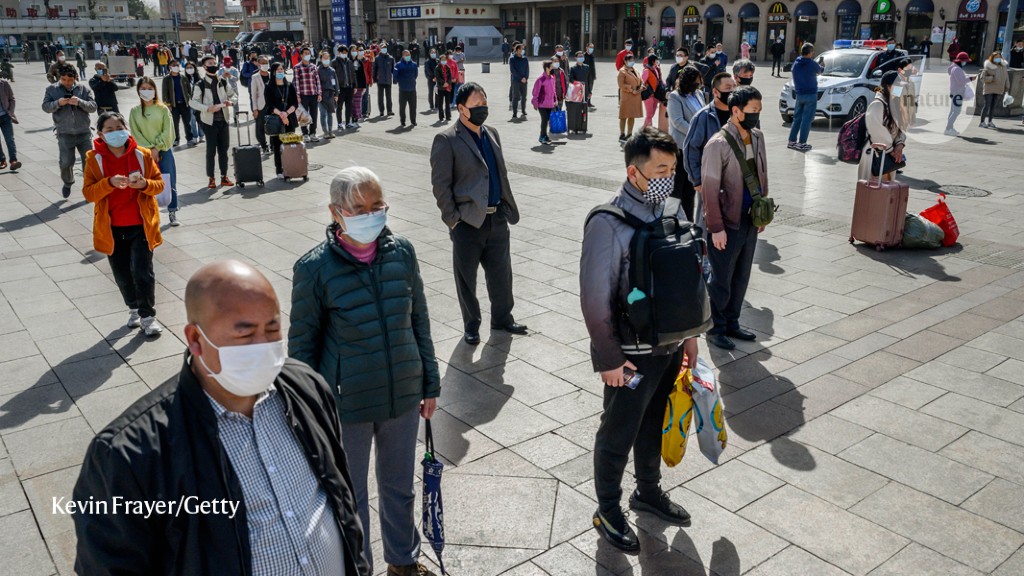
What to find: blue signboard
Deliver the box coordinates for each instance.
[389,6,421,19]
[332,0,351,45]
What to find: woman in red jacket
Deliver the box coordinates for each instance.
[82,111,165,336]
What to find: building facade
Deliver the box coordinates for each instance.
[161,0,227,23]
[358,0,1020,63]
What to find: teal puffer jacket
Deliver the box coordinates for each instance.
[289,225,441,424]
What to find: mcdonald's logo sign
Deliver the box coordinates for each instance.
[682,5,701,23]
[768,2,790,22]
[684,6,699,15]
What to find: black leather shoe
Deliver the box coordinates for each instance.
[727,328,757,341]
[592,508,640,553]
[629,489,691,527]
[708,334,736,350]
[492,322,528,335]
[463,332,480,346]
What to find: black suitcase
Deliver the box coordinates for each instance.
[566,101,588,134]
[232,111,264,188]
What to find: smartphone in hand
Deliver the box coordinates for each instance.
[623,368,643,390]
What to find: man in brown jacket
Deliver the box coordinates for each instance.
[700,85,768,350]
[0,77,20,170]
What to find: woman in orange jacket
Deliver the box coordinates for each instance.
[82,111,165,336]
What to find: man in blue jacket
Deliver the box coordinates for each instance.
[509,44,529,119]
[788,42,823,151]
[683,72,735,200]
[393,50,419,127]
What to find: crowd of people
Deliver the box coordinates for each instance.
[13,29,1020,574]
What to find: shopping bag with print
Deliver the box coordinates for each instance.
[691,357,727,464]
[549,109,567,134]
[661,362,695,467]
[919,193,960,247]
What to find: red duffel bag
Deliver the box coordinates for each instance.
[919,193,960,247]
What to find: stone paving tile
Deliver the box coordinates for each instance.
[866,544,982,576]
[74,381,150,433]
[473,359,579,408]
[746,546,852,576]
[740,439,887,510]
[831,351,922,390]
[962,478,1024,534]
[511,433,590,472]
[533,543,616,576]
[548,482,597,548]
[886,330,965,363]
[992,548,1024,576]
[715,352,796,391]
[784,414,875,456]
[940,431,1024,486]
[905,361,1024,407]
[966,332,1024,362]
[740,485,908,576]
[867,376,947,410]
[533,390,604,426]
[0,331,40,364]
[0,382,82,434]
[721,376,794,418]
[831,395,968,452]
[920,392,1024,448]
[433,545,542,576]
[839,434,993,505]
[775,353,852,387]
[0,354,58,396]
[850,483,1024,573]
[765,331,847,365]
[816,314,891,342]
[3,416,92,480]
[447,449,551,480]
[930,312,1005,341]
[444,474,557,549]
[683,459,784,513]
[21,465,80,576]
[498,563,550,576]
[725,401,806,453]
[0,456,29,517]
[987,358,1024,384]
[0,509,55,576]
[772,374,868,420]
[934,344,1009,373]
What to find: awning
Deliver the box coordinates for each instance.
[794,1,819,18]
[999,0,1024,12]
[836,0,862,15]
[906,0,935,13]
[704,4,725,19]
[738,3,760,19]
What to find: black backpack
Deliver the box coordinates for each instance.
[585,205,712,348]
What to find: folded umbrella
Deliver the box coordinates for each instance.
[421,420,448,575]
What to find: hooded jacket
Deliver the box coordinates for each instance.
[72,354,370,576]
[82,137,164,254]
[532,73,556,109]
[981,59,1010,96]
[289,226,441,424]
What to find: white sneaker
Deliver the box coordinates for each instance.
[944,128,960,136]
[169,210,180,227]
[127,309,141,328]
[310,135,320,142]
[277,173,286,180]
[303,134,310,143]
[141,317,163,336]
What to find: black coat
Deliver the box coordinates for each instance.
[72,355,370,576]
[89,75,120,111]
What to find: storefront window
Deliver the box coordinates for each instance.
[869,0,898,39]
[956,0,989,62]
[794,1,819,47]
[704,4,724,45]
[766,2,790,57]
[680,6,701,52]
[739,3,759,54]
[996,1,1024,52]
[660,7,676,54]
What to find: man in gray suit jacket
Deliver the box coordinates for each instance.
[430,83,526,346]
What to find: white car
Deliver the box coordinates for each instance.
[779,48,923,125]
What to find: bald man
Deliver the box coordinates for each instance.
[72,260,370,576]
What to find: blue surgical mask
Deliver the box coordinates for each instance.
[404,55,411,62]
[275,72,285,80]
[994,58,1003,65]
[430,53,437,59]
[887,44,895,51]
[337,207,387,244]
[104,129,130,148]
[577,57,584,63]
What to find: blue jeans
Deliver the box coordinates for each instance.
[788,93,817,144]
[0,114,17,163]
[156,148,178,211]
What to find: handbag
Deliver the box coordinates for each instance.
[720,129,777,228]
[296,105,312,127]
[919,193,960,247]
[869,147,906,177]
[264,113,282,135]
[549,109,567,133]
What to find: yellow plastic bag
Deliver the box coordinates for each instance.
[661,365,695,467]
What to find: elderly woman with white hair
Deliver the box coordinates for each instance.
[289,166,441,576]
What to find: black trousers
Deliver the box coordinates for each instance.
[202,120,230,178]
[377,83,393,115]
[511,81,527,114]
[108,225,156,319]
[254,109,267,148]
[594,349,683,513]
[398,90,416,124]
[450,212,514,332]
[772,55,783,75]
[437,90,452,120]
[707,214,758,334]
[672,150,697,222]
[427,79,436,109]
[300,94,319,135]
[170,101,194,143]
[337,87,354,125]
[539,108,551,138]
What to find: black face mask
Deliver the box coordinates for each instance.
[739,112,760,131]
[467,105,488,126]
[716,91,732,106]
[205,65,218,75]
[737,76,753,86]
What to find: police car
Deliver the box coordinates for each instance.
[779,40,923,124]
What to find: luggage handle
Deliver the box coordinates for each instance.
[870,148,886,189]
[235,110,253,147]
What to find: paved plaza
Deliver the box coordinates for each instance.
[2,56,1024,576]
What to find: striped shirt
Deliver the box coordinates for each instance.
[207,386,345,576]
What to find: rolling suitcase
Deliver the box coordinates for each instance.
[850,151,909,251]
[232,111,264,188]
[566,101,588,134]
[279,133,309,181]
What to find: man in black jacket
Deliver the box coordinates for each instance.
[72,259,370,576]
[89,61,120,113]
[583,43,597,107]
[333,45,355,129]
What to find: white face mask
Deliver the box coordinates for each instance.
[556,51,563,56]
[321,59,330,65]
[260,64,270,72]
[139,89,156,101]
[552,62,560,69]
[170,66,180,73]
[676,56,685,64]
[195,325,287,397]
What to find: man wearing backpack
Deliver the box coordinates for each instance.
[701,86,770,351]
[580,126,700,553]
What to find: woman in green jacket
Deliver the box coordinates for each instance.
[289,166,440,576]
[128,77,179,226]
